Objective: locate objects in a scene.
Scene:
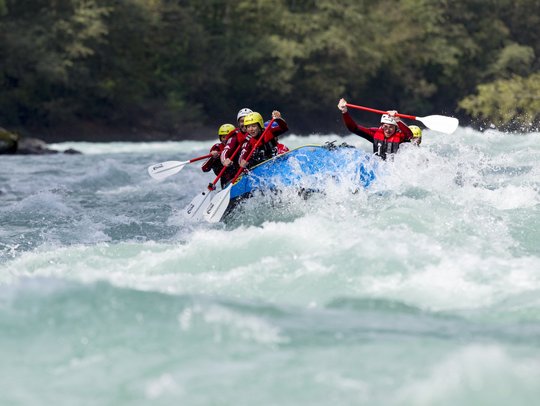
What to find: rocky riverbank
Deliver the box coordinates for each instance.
[0,127,82,155]
[0,119,222,155]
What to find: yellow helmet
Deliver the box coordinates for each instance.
[243,112,264,129]
[218,123,235,140]
[409,125,422,138]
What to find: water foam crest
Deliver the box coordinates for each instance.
[177,303,288,345]
[395,345,540,405]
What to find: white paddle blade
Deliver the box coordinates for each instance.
[417,115,459,135]
[147,161,187,180]
[183,189,215,220]
[203,185,232,223]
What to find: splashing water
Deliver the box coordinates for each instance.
[1,128,539,405]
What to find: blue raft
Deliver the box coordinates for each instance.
[228,143,377,202]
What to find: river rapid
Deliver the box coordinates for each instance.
[1,128,539,405]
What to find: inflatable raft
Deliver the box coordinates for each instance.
[228,143,377,203]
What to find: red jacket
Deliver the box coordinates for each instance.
[201,142,225,174]
[239,118,288,164]
[220,128,247,163]
[342,112,413,160]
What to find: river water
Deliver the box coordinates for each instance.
[1,128,539,405]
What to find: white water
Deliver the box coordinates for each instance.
[1,127,540,405]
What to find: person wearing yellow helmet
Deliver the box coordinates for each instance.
[202,123,237,187]
[337,98,413,160]
[409,125,422,145]
[238,110,288,168]
[218,123,236,142]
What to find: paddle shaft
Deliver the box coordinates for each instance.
[190,153,213,163]
[153,153,212,172]
[346,103,416,120]
[207,142,244,190]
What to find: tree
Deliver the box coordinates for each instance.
[459,73,540,130]
[0,0,109,126]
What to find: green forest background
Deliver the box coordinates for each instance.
[1,0,539,141]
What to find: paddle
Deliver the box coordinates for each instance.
[183,143,243,220]
[147,154,212,180]
[345,103,459,135]
[204,119,276,223]
[183,187,215,220]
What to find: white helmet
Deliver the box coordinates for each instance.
[237,108,253,121]
[380,114,397,126]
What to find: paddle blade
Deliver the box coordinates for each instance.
[183,189,215,220]
[148,161,187,180]
[203,185,232,223]
[417,115,459,135]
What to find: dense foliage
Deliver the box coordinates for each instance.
[1,0,539,138]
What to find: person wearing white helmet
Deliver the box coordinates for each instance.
[220,107,253,168]
[337,98,413,160]
[237,108,253,125]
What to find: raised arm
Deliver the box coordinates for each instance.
[338,98,376,142]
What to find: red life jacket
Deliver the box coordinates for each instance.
[239,118,289,165]
[341,112,413,160]
[372,128,405,143]
[371,123,413,159]
[220,128,247,162]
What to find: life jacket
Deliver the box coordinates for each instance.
[249,137,277,166]
[372,128,405,160]
[239,118,288,167]
[342,111,413,160]
[220,128,247,162]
